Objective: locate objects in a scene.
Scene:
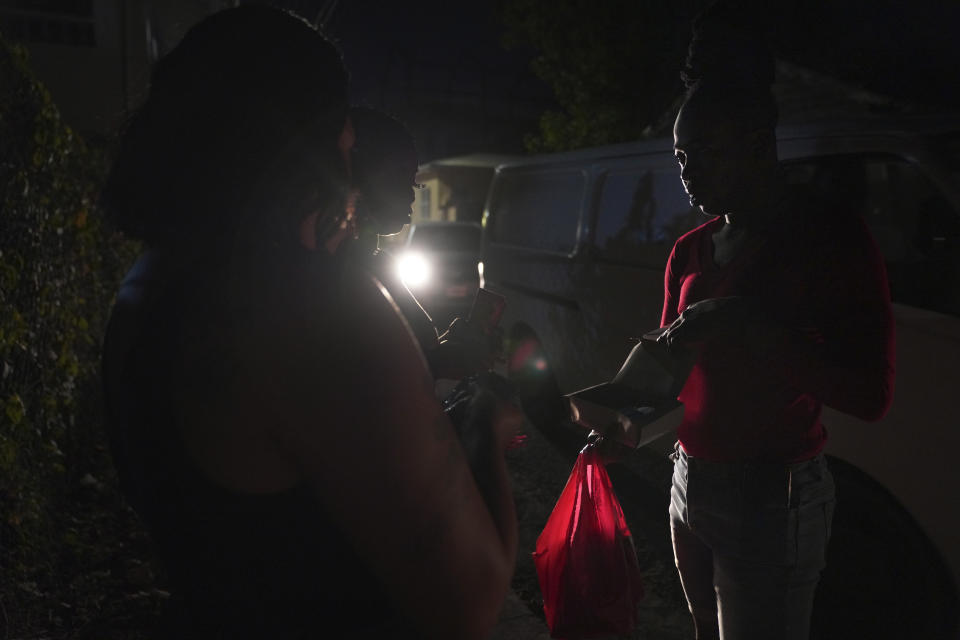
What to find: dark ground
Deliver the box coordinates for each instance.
[10,414,693,640]
[4,445,168,640]
[12,409,958,639]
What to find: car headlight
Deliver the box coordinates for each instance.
[397,251,432,288]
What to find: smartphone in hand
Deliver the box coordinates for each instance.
[467,288,506,335]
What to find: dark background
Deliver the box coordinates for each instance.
[6,0,960,158]
[1,1,959,638]
[275,0,960,156]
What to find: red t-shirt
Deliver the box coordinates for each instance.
[661,205,896,462]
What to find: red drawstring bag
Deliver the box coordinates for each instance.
[533,445,644,639]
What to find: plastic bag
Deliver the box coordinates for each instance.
[533,444,644,639]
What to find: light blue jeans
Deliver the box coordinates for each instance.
[669,443,835,640]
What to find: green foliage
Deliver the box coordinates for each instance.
[0,33,139,632]
[498,0,705,152]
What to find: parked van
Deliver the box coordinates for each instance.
[481,115,960,636]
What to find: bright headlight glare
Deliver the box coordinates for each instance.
[397,252,431,288]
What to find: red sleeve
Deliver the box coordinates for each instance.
[763,217,896,422]
[661,240,685,327]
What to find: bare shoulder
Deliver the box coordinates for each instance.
[323,266,432,388]
[268,263,482,539]
[266,263,514,638]
[268,265,440,460]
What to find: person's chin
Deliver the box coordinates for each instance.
[688,192,709,214]
[377,221,408,236]
[694,199,723,218]
[694,201,714,217]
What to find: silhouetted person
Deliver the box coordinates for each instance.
[347,106,501,381]
[346,106,440,351]
[657,4,895,639]
[100,7,519,639]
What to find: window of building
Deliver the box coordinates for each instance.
[417,181,433,221]
[0,0,96,47]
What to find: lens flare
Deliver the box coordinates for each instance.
[396,251,432,288]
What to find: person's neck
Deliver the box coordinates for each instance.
[724,208,765,229]
[723,180,785,230]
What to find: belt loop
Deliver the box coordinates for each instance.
[786,469,793,508]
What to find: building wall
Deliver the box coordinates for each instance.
[0,0,235,135]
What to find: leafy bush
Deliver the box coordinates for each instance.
[0,33,139,631]
[498,0,691,152]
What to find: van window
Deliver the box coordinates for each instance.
[488,169,585,253]
[593,168,702,267]
[784,154,960,316]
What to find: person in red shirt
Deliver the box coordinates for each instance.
[657,6,895,640]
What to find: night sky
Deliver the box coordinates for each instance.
[329,1,524,105]
[265,0,551,107]
[263,0,960,112]
[234,1,959,162]
[269,0,551,159]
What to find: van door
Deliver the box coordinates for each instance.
[482,166,593,392]
[578,153,704,384]
[781,147,960,624]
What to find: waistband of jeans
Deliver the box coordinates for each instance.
[671,440,824,474]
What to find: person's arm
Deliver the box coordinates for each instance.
[659,219,895,422]
[367,252,500,380]
[426,317,504,380]
[272,271,518,640]
[751,227,896,421]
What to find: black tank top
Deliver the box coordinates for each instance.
[103,249,408,639]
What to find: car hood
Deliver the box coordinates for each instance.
[893,303,960,342]
[416,250,480,263]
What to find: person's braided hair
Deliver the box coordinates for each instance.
[349,106,416,190]
[680,0,778,133]
[101,6,349,249]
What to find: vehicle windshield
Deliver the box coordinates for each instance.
[409,225,480,252]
